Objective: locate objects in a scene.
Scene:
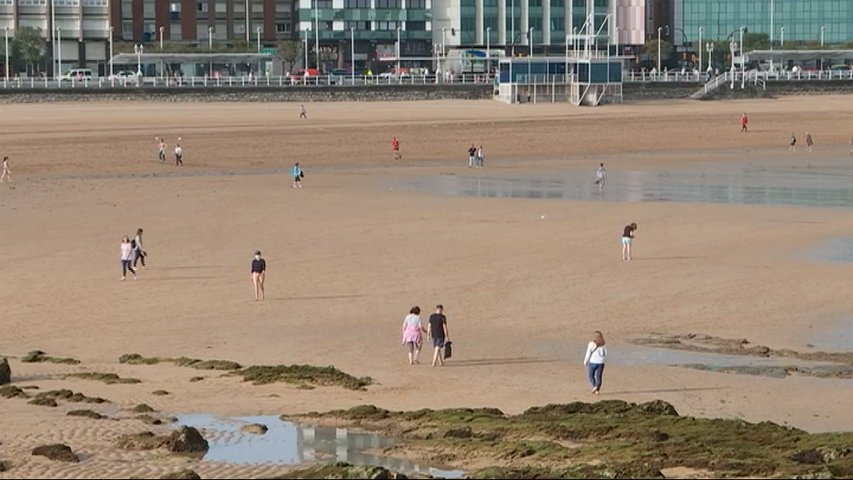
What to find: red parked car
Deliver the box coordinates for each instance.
[288,68,322,84]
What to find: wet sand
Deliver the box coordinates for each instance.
[1,97,853,478]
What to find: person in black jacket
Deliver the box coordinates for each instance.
[250,251,266,301]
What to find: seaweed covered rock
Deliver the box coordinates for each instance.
[0,357,10,385]
[240,423,269,435]
[31,444,79,463]
[159,469,202,479]
[0,385,27,398]
[166,426,209,454]
[277,462,407,479]
[67,409,106,420]
[638,400,679,416]
[115,431,169,450]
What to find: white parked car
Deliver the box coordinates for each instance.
[108,70,139,85]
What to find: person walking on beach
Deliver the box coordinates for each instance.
[299,104,307,120]
[292,162,303,188]
[789,132,797,151]
[401,306,426,365]
[0,156,11,183]
[132,228,147,268]
[391,137,401,161]
[427,305,450,367]
[157,137,167,162]
[250,250,266,301]
[174,142,183,166]
[467,144,477,168]
[739,113,749,133]
[476,145,484,168]
[594,163,607,191]
[622,222,637,261]
[583,331,607,395]
[805,132,814,152]
[120,236,137,281]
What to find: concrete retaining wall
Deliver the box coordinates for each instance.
[0,84,494,103]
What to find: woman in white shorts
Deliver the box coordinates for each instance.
[622,223,637,261]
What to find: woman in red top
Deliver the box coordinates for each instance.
[740,113,749,132]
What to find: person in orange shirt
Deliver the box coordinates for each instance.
[740,113,749,133]
[392,137,401,160]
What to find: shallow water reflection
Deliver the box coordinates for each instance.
[404,160,853,209]
[176,414,465,479]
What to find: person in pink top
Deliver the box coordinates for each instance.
[740,113,749,133]
[401,306,426,365]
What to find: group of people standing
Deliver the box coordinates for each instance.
[467,144,485,168]
[401,305,451,367]
[119,228,146,280]
[788,132,816,152]
[156,137,184,166]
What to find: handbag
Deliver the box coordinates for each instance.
[443,341,452,359]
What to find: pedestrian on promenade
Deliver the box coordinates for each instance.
[401,306,425,365]
[427,305,450,367]
[622,222,637,261]
[250,250,266,301]
[740,113,749,133]
[805,132,814,152]
[583,331,608,395]
[120,236,137,281]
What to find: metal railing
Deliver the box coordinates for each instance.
[625,69,853,84]
[0,73,497,89]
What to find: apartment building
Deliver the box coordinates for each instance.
[0,0,111,76]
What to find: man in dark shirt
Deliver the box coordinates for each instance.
[467,144,477,168]
[250,250,266,301]
[427,305,450,367]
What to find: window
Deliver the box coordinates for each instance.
[375,21,400,30]
[528,0,541,7]
[170,2,181,20]
[215,1,226,13]
[407,0,426,8]
[407,21,426,30]
[276,22,291,33]
[55,0,79,5]
[345,0,369,7]
[345,20,371,30]
[376,0,401,8]
[197,1,207,12]
[82,0,108,6]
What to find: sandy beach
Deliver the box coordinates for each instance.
[1,97,852,478]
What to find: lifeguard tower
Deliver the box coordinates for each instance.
[496,7,624,106]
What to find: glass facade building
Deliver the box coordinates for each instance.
[677,0,853,45]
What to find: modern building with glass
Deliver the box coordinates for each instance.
[676,0,853,46]
[433,0,645,54]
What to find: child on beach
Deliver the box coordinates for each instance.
[622,222,637,260]
[583,331,608,394]
[401,306,426,365]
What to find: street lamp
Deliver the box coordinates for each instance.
[159,26,164,49]
[528,27,533,84]
[350,27,355,83]
[256,26,261,53]
[739,26,745,89]
[698,27,703,73]
[396,26,401,76]
[820,25,825,48]
[4,27,9,80]
[134,42,143,76]
[614,26,620,59]
[314,0,319,71]
[245,0,250,43]
[108,25,114,78]
[564,34,569,78]
[729,38,737,89]
[656,26,662,73]
[304,28,309,69]
[56,27,62,79]
[486,26,491,74]
[705,41,714,73]
[780,26,785,71]
[441,26,448,77]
